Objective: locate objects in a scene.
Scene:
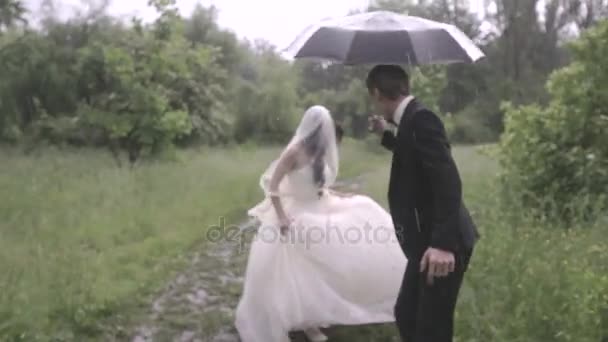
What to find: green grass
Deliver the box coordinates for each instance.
[332,144,607,342]
[0,145,278,340]
[0,140,385,340]
[1,142,606,341]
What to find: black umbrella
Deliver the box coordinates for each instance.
[284,11,485,65]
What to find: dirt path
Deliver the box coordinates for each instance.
[131,216,255,342]
[129,177,398,342]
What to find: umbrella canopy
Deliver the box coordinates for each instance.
[284,11,485,65]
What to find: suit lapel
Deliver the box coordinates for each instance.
[395,99,418,141]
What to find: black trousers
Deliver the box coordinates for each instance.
[394,250,472,342]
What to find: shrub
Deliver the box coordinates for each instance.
[444,105,497,144]
[498,20,608,220]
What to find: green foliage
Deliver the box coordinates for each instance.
[295,63,447,139]
[456,186,608,342]
[5,0,597,150]
[299,77,371,138]
[2,143,607,340]
[74,13,228,162]
[0,1,236,163]
[0,0,26,31]
[0,145,279,340]
[232,47,300,143]
[498,20,608,219]
[326,146,608,342]
[444,105,497,144]
[409,65,447,114]
[2,1,607,341]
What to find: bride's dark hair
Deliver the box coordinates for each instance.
[302,122,342,189]
[301,125,325,188]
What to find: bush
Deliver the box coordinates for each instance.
[498,20,608,219]
[444,105,497,144]
[456,189,608,342]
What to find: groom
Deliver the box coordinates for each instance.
[367,65,479,342]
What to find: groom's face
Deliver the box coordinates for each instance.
[369,88,394,120]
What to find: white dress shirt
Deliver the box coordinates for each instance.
[393,95,415,128]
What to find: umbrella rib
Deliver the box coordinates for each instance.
[343,30,363,65]
[403,31,418,66]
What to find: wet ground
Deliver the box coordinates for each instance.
[130,178,398,342]
[131,217,254,342]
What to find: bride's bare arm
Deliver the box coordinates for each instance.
[329,182,357,197]
[329,189,356,197]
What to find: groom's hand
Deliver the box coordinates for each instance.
[368,115,388,135]
[420,247,455,285]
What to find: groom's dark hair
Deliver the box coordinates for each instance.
[366,65,410,100]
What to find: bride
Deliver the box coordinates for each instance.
[234,105,407,341]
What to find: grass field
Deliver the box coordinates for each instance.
[1,140,606,341]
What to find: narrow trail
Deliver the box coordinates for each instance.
[131,218,254,342]
[129,176,397,342]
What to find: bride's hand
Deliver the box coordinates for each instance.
[279,215,293,235]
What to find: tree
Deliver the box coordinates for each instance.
[0,0,236,162]
[75,0,232,164]
[233,41,300,143]
[184,4,243,72]
[0,0,26,33]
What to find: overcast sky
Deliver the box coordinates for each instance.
[23,0,485,49]
[24,0,372,49]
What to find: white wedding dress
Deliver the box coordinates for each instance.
[234,164,408,341]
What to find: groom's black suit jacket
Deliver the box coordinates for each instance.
[382,99,479,261]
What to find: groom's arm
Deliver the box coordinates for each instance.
[381,130,396,151]
[411,110,462,253]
